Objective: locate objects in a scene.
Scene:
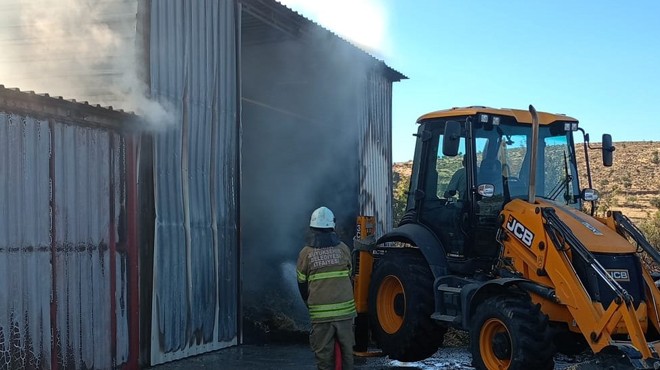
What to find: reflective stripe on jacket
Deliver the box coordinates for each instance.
[296,242,356,323]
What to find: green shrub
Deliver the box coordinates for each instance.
[641,212,660,249]
[392,171,410,225]
[651,197,660,210]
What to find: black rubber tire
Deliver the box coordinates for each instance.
[368,248,446,361]
[470,295,555,370]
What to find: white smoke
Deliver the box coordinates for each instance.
[0,0,174,127]
[21,0,122,60]
[276,0,390,58]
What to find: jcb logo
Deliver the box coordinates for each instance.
[506,216,534,248]
[607,269,630,282]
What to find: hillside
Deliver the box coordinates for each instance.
[393,141,660,225]
[576,141,660,222]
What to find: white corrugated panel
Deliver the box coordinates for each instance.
[358,70,394,237]
[148,0,239,364]
[0,113,52,369]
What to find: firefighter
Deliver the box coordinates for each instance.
[297,206,356,370]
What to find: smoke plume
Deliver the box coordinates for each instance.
[0,0,174,127]
[240,21,375,340]
[276,0,390,58]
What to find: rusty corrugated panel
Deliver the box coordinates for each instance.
[148,0,239,364]
[0,95,134,369]
[359,70,394,237]
[51,124,124,370]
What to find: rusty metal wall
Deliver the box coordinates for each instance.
[147,0,239,364]
[358,70,394,237]
[0,104,132,369]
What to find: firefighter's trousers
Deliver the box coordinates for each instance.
[309,318,354,370]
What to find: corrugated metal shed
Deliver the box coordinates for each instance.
[0,86,140,369]
[1,0,405,366]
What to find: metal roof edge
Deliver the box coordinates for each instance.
[0,84,142,131]
[240,0,406,82]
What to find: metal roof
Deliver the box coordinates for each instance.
[239,0,406,82]
[417,106,579,125]
[0,84,140,131]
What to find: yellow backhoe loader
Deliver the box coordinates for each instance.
[353,105,660,369]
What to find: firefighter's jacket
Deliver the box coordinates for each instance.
[296,240,356,323]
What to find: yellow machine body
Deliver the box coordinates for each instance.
[354,105,660,369]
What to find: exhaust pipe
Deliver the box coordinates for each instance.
[528,104,539,204]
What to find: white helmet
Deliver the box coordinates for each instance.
[310,206,335,229]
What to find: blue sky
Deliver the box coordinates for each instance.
[278,1,660,162]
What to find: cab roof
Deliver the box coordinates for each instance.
[417,106,578,125]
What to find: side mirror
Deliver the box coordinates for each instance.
[602,134,614,167]
[478,184,495,198]
[443,121,461,156]
[581,188,599,201]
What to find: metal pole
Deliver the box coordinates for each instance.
[528,105,539,204]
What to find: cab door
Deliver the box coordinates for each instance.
[469,136,505,261]
[411,121,471,261]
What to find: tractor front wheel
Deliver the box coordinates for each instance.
[470,295,555,370]
[368,248,446,362]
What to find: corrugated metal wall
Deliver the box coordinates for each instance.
[358,70,394,237]
[0,107,132,369]
[147,0,239,364]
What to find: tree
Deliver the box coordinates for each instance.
[392,170,410,226]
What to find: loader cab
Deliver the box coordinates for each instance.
[405,108,582,275]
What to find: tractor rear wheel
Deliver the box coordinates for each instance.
[368,248,446,361]
[470,295,555,370]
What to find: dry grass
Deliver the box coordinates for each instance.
[575,141,660,223]
[443,327,469,347]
